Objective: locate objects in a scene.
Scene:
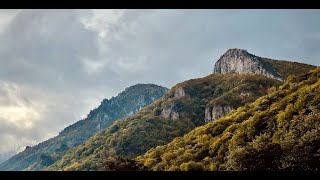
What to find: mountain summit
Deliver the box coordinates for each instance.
[213,48,315,81]
[213,49,282,80]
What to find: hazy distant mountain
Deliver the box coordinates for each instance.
[0,152,15,164]
[0,84,168,171]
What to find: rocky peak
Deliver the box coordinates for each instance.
[222,48,254,59]
[174,87,185,99]
[124,83,166,92]
[213,48,282,81]
[86,84,168,120]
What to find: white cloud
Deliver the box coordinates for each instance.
[80,9,125,39]
[0,80,106,158]
[81,58,106,75]
[0,81,41,128]
[0,9,20,33]
[0,81,42,156]
[0,106,39,128]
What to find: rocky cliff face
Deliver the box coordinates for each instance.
[213,49,283,81]
[205,90,253,123]
[205,105,234,123]
[0,84,168,171]
[161,87,185,120]
[174,87,185,99]
[161,104,180,120]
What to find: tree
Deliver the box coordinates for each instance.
[104,157,148,171]
[180,161,205,171]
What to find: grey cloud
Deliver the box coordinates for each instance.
[0,9,319,160]
[0,9,100,92]
[0,80,106,163]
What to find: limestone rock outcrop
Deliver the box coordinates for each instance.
[205,105,234,123]
[213,48,283,81]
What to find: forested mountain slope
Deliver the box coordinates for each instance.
[138,68,320,171]
[48,74,282,170]
[47,49,316,171]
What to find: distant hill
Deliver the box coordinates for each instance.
[0,84,168,171]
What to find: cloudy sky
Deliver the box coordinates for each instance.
[0,9,319,163]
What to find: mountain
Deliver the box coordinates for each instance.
[0,152,15,164]
[213,48,315,81]
[46,49,315,171]
[48,74,281,171]
[47,48,317,171]
[206,49,315,123]
[0,84,168,171]
[138,67,320,171]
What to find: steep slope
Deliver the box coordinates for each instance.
[48,74,282,171]
[213,48,315,81]
[138,68,320,171]
[0,84,168,171]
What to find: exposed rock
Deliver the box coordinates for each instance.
[205,107,212,122]
[174,87,185,99]
[213,48,283,81]
[161,106,171,119]
[160,87,185,120]
[161,104,179,120]
[171,111,179,120]
[239,91,251,97]
[205,105,234,123]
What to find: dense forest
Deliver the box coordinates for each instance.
[138,68,320,171]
